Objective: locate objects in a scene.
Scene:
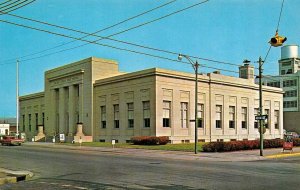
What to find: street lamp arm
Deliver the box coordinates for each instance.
[178,54,198,71]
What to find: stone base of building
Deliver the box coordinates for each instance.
[73,136,93,143]
[34,126,46,142]
[34,135,45,142]
[72,123,93,143]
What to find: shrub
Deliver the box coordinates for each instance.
[264,139,283,148]
[202,138,298,152]
[202,142,224,152]
[157,136,169,145]
[243,140,259,150]
[131,136,169,145]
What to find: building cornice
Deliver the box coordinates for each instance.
[94,67,283,94]
[47,69,84,81]
[19,92,45,101]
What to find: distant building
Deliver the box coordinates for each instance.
[0,118,16,135]
[0,124,9,135]
[19,57,283,143]
[261,45,300,133]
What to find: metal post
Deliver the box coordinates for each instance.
[258,56,264,156]
[16,60,19,137]
[194,61,199,154]
[178,54,199,154]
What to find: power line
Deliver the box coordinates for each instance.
[0,1,242,69]
[262,0,286,64]
[0,0,211,66]
[0,18,240,75]
[1,0,243,70]
[0,0,35,14]
[0,0,177,63]
[276,0,285,32]
[0,0,15,7]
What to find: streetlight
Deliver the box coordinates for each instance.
[178,54,199,154]
[16,60,19,138]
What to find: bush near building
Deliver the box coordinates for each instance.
[131,136,169,145]
[202,138,300,152]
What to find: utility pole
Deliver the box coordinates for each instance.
[178,54,199,154]
[258,56,264,156]
[194,61,199,154]
[16,60,19,137]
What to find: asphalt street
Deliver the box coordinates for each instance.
[0,145,299,190]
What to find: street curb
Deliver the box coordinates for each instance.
[265,152,300,159]
[0,169,33,185]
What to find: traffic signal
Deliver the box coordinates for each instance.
[269,31,287,47]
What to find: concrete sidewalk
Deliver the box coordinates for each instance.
[23,142,300,162]
[0,168,33,185]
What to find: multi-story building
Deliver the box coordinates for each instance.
[19,57,283,143]
[262,45,300,133]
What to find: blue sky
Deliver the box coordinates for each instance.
[0,0,299,117]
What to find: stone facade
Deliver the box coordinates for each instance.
[19,57,284,143]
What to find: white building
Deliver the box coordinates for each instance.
[19,57,284,143]
[0,124,10,135]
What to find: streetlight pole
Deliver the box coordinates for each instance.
[16,60,19,138]
[178,54,199,154]
[258,56,264,156]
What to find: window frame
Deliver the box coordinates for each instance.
[113,104,119,129]
[100,106,106,129]
[163,101,171,128]
[180,102,188,128]
[143,101,150,128]
[197,103,204,128]
[215,105,222,129]
[127,103,134,128]
[241,107,247,129]
[229,106,235,129]
[254,108,259,129]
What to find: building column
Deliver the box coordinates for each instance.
[68,85,75,136]
[78,83,83,123]
[51,89,59,135]
[59,88,65,134]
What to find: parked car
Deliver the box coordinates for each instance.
[0,136,24,146]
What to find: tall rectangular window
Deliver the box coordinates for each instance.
[128,103,134,128]
[42,112,45,126]
[114,104,119,128]
[28,114,32,132]
[254,108,259,129]
[229,106,235,129]
[163,101,171,127]
[143,101,150,128]
[22,115,25,132]
[35,113,38,130]
[197,104,204,128]
[181,102,188,128]
[100,106,106,128]
[216,105,222,129]
[274,110,279,129]
[264,109,269,128]
[241,107,247,129]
